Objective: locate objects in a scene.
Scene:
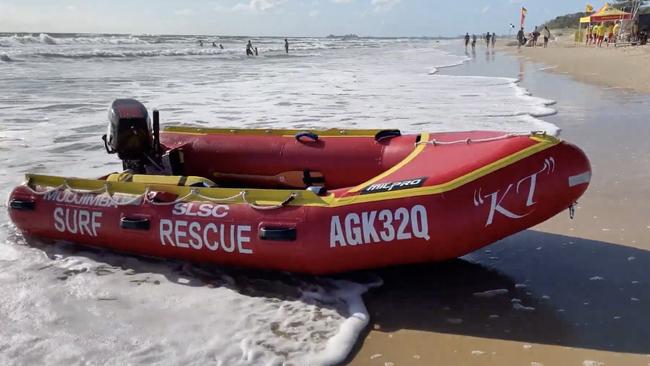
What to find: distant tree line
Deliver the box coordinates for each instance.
[542,12,586,29]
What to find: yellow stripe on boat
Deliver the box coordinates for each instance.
[348,132,429,193]
[25,135,560,208]
[330,135,560,206]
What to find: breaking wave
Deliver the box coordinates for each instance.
[0,33,150,47]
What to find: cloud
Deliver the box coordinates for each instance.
[215,0,285,12]
[332,0,353,3]
[309,9,319,16]
[371,0,400,13]
[481,5,490,14]
[249,0,287,11]
[173,8,193,16]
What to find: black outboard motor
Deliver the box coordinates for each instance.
[103,99,160,173]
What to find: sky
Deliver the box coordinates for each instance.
[0,0,593,37]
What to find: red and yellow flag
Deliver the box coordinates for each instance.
[520,7,528,28]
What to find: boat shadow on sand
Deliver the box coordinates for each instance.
[12,228,650,358]
[348,229,650,359]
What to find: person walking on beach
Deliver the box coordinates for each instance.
[517,27,525,48]
[591,26,596,45]
[284,38,289,53]
[464,33,470,49]
[543,26,551,48]
[246,40,254,56]
[485,32,491,47]
[491,32,496,47]
[606,23,615,46]
[612,21,621,46]
[532,26,539,47]
[597,24,605,47]
[471,34,477,50]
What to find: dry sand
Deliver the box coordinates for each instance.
[347,42,650,365]
[503,31,650,94]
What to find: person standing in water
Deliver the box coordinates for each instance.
[246,40,254,56]
[285,38,289,53]
[199,40,204,47]
[491,32,496,47]
[219,44,224,49]
[464,33,470,49]
[254,47,258,56]
[471,34,477,50]
[485,32,491,47]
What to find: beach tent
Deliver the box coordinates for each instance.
[590,3,631,22]
[577,3,632,43]
[579,3,631,23]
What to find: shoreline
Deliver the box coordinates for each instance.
[500,35,650,94]
[348,42,650,365]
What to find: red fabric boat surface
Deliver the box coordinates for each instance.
[8,128,591,274]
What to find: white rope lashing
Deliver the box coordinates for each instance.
[22,178,296,210]
[242,191,297,210]
[416,131,547,146]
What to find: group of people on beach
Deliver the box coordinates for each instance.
[517,26,552,48]
[464,32,496,50]
[585,22,620,47]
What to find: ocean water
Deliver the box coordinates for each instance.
[0,33,558,365]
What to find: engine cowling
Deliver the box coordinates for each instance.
[106,98,152,161]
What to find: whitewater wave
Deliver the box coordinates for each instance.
[32,48,244,60]
[0,33,150,47]
[0,240,381,366]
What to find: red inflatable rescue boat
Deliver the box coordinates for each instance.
[7,99,591,274]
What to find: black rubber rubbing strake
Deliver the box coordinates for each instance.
[9,200,36,211]
[259,227,297,241]
[121,217,150,231]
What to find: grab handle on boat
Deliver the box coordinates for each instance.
[9,199,36,211]
[374,129,401,142]
[295,131,319,143]
[120,217,150,231]
[259,227,297,241]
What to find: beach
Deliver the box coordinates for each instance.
[349,42,650,365]
[502,30,650,93]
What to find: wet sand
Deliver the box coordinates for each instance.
[348,45,650,365]
[502,33,650,94]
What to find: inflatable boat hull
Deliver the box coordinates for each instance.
[8,129,591,274]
